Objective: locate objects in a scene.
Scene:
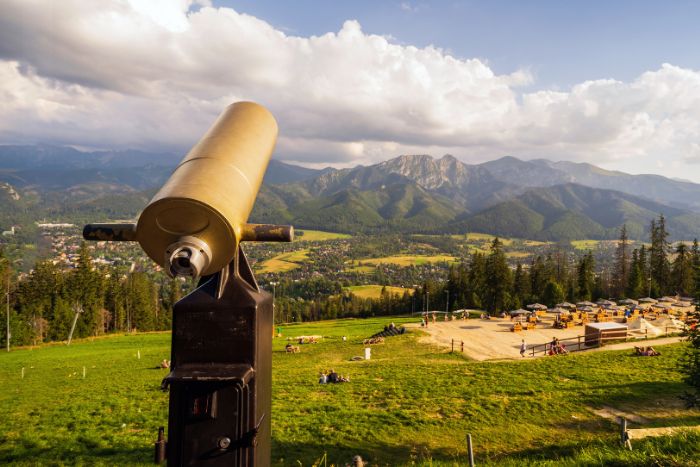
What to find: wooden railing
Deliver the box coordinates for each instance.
[529,325,682,357]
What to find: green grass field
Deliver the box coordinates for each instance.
[1,318,699,466]
[343,285,414,299]
[296,230,351,242]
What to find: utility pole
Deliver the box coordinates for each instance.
[426,291,430,312]
[270,281,277,335]
[5,270,10,352]
[67,303,83,345]
[445,290,450,314]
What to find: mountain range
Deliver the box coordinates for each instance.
[1,144,699,241]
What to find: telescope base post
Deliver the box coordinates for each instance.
[162,249,272,466]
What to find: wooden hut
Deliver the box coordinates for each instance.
[585,322,628,347]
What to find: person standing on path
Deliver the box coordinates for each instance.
[520,339,527,357]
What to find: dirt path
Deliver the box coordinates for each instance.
[628,425,700,439]
[409,315,685,361]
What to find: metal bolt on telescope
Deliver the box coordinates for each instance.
[83,101,293,466]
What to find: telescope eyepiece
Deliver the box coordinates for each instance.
[165,236,212,278]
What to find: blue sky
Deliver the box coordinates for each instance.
[1,0,700,181]
[217,0,700,88]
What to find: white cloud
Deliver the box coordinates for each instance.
[0,1,699,180]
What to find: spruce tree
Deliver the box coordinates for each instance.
[671,242,694,297]
[466,252,486,309]
[649,215,671,296]
[483,238,512,313]
[626,249,645,298]
[513,263,531,308]
[613,224,630,298]
[530,256,547,302]
[542,280,565,307]
[576,252,595,301]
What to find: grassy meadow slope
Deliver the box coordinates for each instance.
[1,317,698,466]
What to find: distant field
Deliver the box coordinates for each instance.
[344,284,413,299]
[345,263,376,274]
[571,239,600,250]
[506,251,531,258]
[295,229,351,241]
[257,249,310,273]
[0,320,697,466]
[358,254,457,267]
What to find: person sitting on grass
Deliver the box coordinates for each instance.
[557,342,568,354]
[319,372,327,384]
[328,369,339,384]
[550,337,559,355]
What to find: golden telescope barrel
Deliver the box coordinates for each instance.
[83,101,293,277]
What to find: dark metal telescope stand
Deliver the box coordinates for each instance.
[159,247,272,466]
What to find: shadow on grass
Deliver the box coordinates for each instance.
[0,443,152,465]
[272,438,463,465]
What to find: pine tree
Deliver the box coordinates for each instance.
[466,252,486,309]
[626,249,645,298]
[530,256,547,302]
[483,238,512,313]
[613,224,630,298]
[513,263,530,308]
[649,215,671,296]
[692,239,700,298]
[65,242,105,337]
[542,280,565,307]
[671,242,694,297]
[576,252,595,301]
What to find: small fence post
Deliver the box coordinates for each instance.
[467,433,475,466]
[619,417,632,450]
[451,339,454,353]
[461,341,464,353]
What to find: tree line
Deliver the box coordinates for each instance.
[1,214,698,347]
[1,243,180,347]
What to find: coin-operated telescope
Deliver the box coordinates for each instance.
[83,102,292,466]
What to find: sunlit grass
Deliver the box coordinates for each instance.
[0,317,698,466]
[343,284,414,299]
[257,249,310,273]
[296,230,351,242]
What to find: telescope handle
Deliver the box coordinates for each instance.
[241,224,294,242]
[83,223,294,243]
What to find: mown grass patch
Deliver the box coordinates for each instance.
[257,249,310,273]
[296,230,351,242]
[343,285,414,299]
[0,318,698,466]
[571,239,600,250]
[506,251,531,259]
